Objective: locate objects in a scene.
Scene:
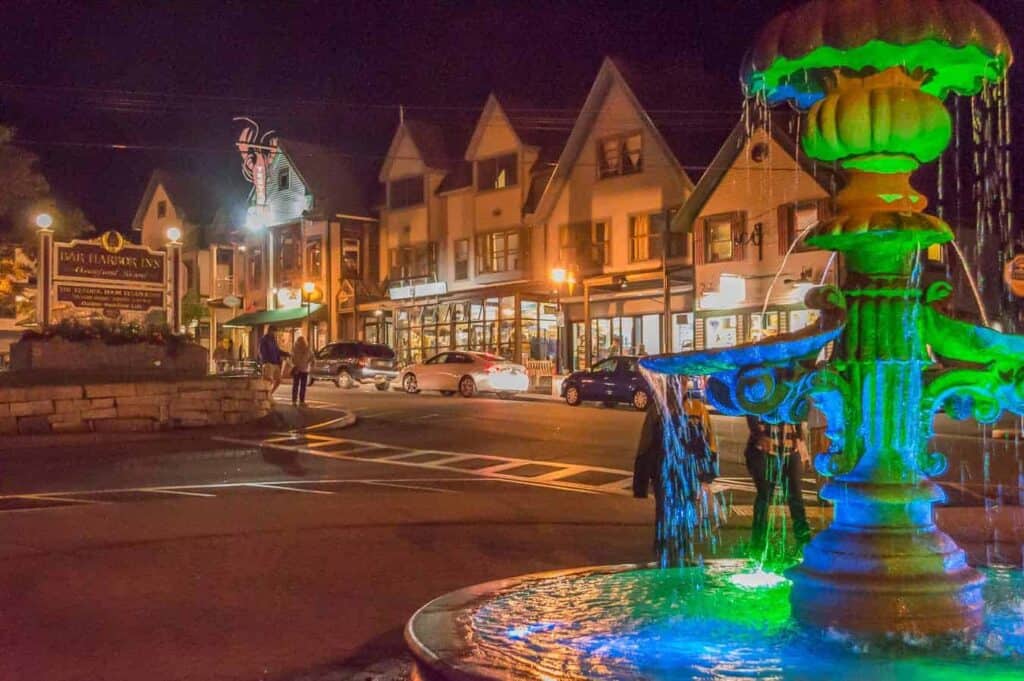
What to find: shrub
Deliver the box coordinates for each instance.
[21,319,194,350]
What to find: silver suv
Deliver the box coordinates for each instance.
[309,342,397,390]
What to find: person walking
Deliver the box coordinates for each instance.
[258,329,285,396]
[633,378,719,567]
[744,415,813,554]
[290,335,312,406]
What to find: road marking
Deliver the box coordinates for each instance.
[247,483,335,495]
[359,480,458,494]
[145,488,216,498]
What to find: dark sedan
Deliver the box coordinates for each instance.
[561,355,652,410]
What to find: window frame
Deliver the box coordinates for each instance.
[306,237,323,278]
[453,238,470,280]
[597,131,643,179]
[388,175,425,210]
[779,200,820,255]
[388,242,438,281]
[476,228,526,275]
[476,153,518,191]
[704,211,743,264]
[278,168,290,191]
[156,200,167,219]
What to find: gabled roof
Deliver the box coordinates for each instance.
[464,94,521,161]
[378,119,466,182]
[529,57,696,221]
[672,116,842,233]
[131,169,222,232]
[277,138,375,218]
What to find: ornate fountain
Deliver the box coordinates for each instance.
[649,0,1016,635]
[405,2,1021,678]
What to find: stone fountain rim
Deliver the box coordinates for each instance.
[405,560,755,681]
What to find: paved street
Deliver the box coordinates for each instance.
[0,383,1021,680]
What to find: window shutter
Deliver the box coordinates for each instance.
[734,212,747,261]
[778,204,794,256]
[817,197,834,221]
[693,218,706,265]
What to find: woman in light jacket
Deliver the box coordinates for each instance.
[290,335,312,406]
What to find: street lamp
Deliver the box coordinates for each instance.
[166,226,182,243]
[165,226,184,333]
[35,213,54,327]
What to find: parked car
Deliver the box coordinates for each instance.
[309,341,398,390]
[561,355,652,410]
[400,351,529,398]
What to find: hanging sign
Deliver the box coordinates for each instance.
[1004,256,1024,298]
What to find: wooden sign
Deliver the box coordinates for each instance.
[55,232,165,285]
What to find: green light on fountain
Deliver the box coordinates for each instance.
[747,39,1011,105]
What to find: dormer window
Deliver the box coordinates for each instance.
[477,153,518,191]
[388,176,425,209]
[597,132,642,178]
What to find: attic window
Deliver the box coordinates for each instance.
[477,154,518,190]
[751,142,770,163]
[157,200,167,219]
[389,176,425,210]
[278,169,290,191]
[597,132,642,179]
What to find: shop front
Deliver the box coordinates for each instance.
[696,306,821,349]
[390,291,557,367]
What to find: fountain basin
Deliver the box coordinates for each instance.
[406,561,1024,681]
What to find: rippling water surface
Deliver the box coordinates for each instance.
[461,562,1024,680]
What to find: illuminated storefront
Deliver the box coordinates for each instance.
[391,293,557,366]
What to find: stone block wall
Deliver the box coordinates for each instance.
[0,377,272,435]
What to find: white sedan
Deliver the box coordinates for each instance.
[399,351,530,398]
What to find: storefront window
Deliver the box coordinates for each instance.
[705,315,738,349]
[789,308,820,332]
[673,313,694,353]
[748,311,779,341]
[571,314,662,369]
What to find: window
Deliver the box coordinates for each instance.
[477,229,526,274]
[249,248,263,288]
[306,238,322,277]
[278,169,290,191]
[454,238,470,280]
[705,315,738,349]
[156,200,167,218]
[592,358,617,373]
[342,238,360,277]
[559,222,608,267]
[628,212,684,263]
[277,225,301,272]
[388,176,424,209]
[389,243,437,281]
[706,214,738,263]
[598,132,642,178]
[629,214,654,262]
[779,201,820,254]
[477,153,518,190]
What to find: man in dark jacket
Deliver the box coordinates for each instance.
[745,415,812,553]
[258,329,284,395]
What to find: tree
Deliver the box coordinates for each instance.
[0,125,93,247]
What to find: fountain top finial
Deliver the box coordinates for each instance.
[742,0,1013,109]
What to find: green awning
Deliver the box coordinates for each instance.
[223,303,323,328]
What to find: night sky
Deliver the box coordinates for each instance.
[1,0,1021,232]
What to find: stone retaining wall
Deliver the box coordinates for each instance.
[0,377,272,435]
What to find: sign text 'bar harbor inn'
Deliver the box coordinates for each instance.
[36,228,182,327]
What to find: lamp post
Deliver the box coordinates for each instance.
[35,213,53,328]
[550,267,576,374]
[302,281,316,348]
[166,226,183,333]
